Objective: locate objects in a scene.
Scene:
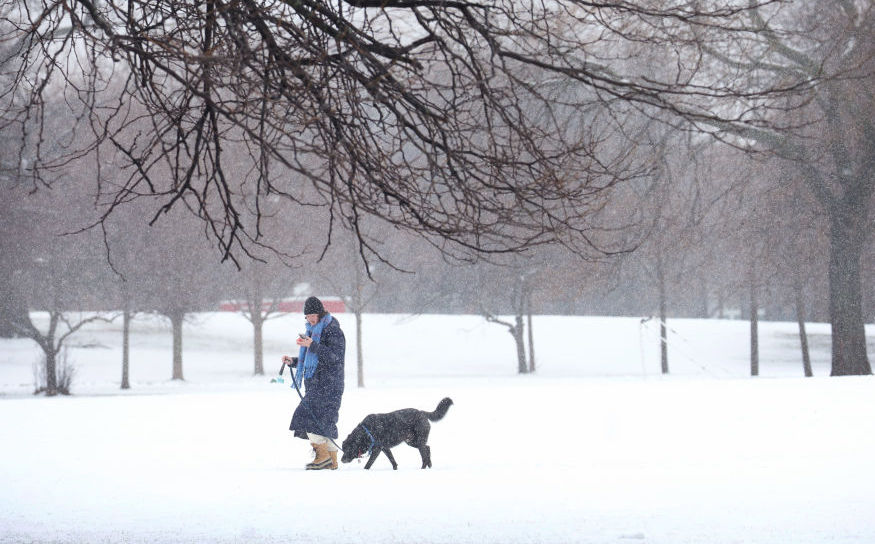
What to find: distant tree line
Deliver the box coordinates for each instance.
[0,153,869,390]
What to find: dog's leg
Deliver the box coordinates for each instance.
[383,448,399,470]
[418,445,432,469]
[410,420,433,469]
[364,450,381,470]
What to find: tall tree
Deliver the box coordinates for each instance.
[234,260,297,376]
[319,220,412,387]
[692,3,875,375]
[5,198,114,395]
[114,206,225,381]
[476,257,546,374]
[324,247,383,389]
[0,118,118,394]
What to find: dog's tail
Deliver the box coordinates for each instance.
[427,397,453,422]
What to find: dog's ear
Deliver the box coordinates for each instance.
[348,425,366,453]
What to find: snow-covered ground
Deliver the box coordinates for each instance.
[1,312,874,543]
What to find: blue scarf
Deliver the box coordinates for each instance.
[295,314,332,387]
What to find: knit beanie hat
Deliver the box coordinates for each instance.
[303,296,324,315]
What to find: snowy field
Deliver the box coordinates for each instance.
[1,311,874,544]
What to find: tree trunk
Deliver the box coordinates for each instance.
[794,279,813,378]
[657,254,669,374]
[512,276,528,374]
[351,261,367,388]
[526,310,535,373]
[121,308,131,389]
[252,315,264,376]
[514,313,527,374]
[170,310,185,380]
[483,311,526,374]
[44,348,58,396]
[699,271,709,318]
[827,207,872,375]
[44,312,60,395]
[356,309,364,388]
[524,283,535,373]
[749,262,759,377]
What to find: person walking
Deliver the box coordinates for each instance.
[282,296,346,470]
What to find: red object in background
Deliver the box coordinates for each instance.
[218,297,346,313]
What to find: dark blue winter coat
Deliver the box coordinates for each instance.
[289,316,345,440]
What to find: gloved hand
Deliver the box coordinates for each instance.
[282,355,299,368]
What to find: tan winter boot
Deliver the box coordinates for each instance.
[328,450,338,470]
[305,442,318,466]
[306,442,332,470]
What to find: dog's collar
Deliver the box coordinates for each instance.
[361,424,377,457]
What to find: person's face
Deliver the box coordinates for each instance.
[305,314,319,326]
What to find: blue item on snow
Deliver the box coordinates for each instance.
[271,359,286,384]
[294,314,333,387]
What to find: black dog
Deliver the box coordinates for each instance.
[341,397,453,470]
